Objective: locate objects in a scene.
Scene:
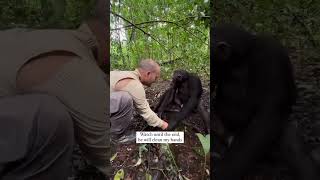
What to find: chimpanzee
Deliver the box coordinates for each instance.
[212,24,319,180]
[154,69,210,132]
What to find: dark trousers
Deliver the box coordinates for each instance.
[0,94,74,180]
[110,91,133,138]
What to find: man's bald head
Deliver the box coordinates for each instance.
[137,59,161,87]
[138,59,160,72]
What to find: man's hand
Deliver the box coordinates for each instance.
[161,120,169,130]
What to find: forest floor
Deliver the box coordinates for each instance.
[109,79,211,180]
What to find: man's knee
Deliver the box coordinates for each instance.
[110,91,133,135]
[19,94,74,151]
[110,91,133,114]
[35,94,74,143]
[120,91,133,108]
[0,94,73,160]
[0,94,74,179]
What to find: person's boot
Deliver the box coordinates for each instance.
[111,130,136,144]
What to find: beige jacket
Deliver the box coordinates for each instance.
[0,24,109,169]
[110,69,164,127]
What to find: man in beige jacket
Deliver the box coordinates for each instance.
[0,1,110,179]
[110,59,169,143]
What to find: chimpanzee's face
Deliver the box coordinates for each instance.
[171,70,189,87]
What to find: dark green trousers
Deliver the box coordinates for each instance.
[0,94,74,180]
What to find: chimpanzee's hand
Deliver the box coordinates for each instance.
[166,112,182,130]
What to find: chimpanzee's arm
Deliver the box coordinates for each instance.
[197,100,210,133]
[215,51,294,180]
[180,75,203,116]
[167,75,202,130]
[154,87,176,118]
[215,100,288,179]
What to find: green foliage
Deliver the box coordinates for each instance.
[160,143,180,177]
[113,168,124,180]
[0,0,96,29]
[145,172,152,180]
[196,133,210,156]
[132,144,148,167]
[213,0,320,57]
[138,143,148,157]
[111,0,210,79]
[110,152,118,161]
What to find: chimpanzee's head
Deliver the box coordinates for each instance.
[212,24,254,66]
[171,69,189,88]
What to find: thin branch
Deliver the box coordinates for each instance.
[112,16,209,30]
[111,11,182,60]
[111,11,171,54]
[159,57,183,65]
[111,17,209,42]
[112,20,175,30]
[112,19,208,45]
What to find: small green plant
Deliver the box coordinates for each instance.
[133,144,148,167]
[110,152,118,162]
[196,133,210,179]
[160,143,181,178]
[145,172,152,180]
[196,133,210,155]
[113,168,124,180]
